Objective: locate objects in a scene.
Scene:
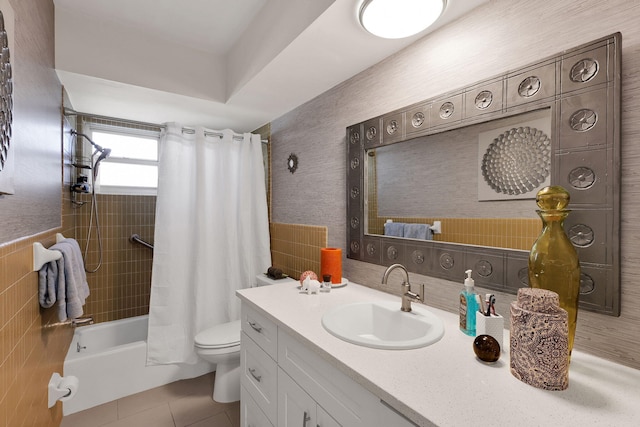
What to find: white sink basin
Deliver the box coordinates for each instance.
[321,301,445,350]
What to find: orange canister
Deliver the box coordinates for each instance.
[320,248,342,284]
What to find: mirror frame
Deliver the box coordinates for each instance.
[346,33,621,316]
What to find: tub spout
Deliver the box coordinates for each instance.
[72,317,94,328]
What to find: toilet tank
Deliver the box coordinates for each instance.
[254,274,296,287]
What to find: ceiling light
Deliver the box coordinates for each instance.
[359,0,446,39]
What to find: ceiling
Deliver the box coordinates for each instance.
[54,0,488,132]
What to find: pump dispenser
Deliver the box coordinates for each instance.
[459,269,478,336]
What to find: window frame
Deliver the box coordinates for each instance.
[86,123,160,196]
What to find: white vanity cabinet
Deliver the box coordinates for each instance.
[238,281,640,427]
[240,301,419,427]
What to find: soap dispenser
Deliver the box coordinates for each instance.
[459,269,478,336]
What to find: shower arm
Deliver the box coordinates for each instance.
[71,129,109,154]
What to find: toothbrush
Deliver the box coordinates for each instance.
[489,294,497,316]
[485,294,492,316]
[476,294,486,315]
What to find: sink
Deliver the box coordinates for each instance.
[321,301,444,350]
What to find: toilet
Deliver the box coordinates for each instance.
[194,274,296,402]
[194,319,242,403]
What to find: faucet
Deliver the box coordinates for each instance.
[71,316,94,328]
[381,263,424,312]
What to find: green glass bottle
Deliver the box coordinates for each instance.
[528,186,580,356]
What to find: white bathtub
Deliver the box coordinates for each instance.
[63,315,213,415]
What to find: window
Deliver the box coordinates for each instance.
[88,126,160,195]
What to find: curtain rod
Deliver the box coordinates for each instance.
[63,108,269,144]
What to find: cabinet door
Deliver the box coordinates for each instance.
[278,329,378,426]
[317,406,341,427]
[241,386,274,427]
[278,368,316,427]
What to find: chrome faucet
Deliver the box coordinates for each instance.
[71,316,94,328]
[381,263,424,312]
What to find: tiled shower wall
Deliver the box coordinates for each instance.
[73,194,156,323]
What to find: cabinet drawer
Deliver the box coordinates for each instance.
[277,330,378,426]
[242,332,278,424]
[241,386,274,427]
[242,303,278,359]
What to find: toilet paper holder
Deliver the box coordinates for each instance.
[48,372,79,408]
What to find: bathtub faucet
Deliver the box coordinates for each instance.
[72,316,94,328]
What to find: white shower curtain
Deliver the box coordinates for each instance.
[147,123,271,365]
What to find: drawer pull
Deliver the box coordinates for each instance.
[248,321,263,333]
[248,367,262,382]
[303,411,311,427]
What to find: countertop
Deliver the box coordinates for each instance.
[237,281,640,426]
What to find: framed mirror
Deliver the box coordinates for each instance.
[346,33,620,316]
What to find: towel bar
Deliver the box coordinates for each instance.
[33,233,67,271]
[43,316,94,329]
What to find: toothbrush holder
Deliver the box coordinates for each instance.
[476,312,504,351]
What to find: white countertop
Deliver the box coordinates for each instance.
[237,281,640,427]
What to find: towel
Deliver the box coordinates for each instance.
[57,239,90,320]
[38,238,90,321]
[384,222,405,237]
[403,223,433,240]
[38,256,64,308]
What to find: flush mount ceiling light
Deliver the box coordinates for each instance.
[359,0,446,39]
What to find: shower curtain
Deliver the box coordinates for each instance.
[147,123,271,365]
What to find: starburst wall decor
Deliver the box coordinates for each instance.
[0,1,14,195]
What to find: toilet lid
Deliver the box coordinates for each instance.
[194,320,241,349]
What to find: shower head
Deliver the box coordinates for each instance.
[92,147,111,181]
[95,148,111,164]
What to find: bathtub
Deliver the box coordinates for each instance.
[63,315,213,415]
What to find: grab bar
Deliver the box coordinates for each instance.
[129,234,154,251]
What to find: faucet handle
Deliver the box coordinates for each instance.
[404,282,425,302]
[416,283,425,304]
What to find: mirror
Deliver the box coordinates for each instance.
[346,33,620,316]
[367,108,552,251]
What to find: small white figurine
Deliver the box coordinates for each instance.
[302,275,321,294]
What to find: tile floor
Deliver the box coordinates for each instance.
[60,373,240,427]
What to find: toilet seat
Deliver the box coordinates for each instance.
[195,320,241,349]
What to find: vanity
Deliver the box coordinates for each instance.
[237,281,640,427]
